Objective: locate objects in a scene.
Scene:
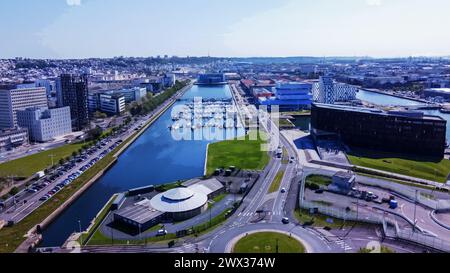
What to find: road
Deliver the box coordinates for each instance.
[59,82,449,254]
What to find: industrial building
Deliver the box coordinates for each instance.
[0,87,48,129]
[311,103,447,158]
[17,107,72,142]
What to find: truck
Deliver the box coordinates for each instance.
[389,200,398,209]
[35,171,45,179]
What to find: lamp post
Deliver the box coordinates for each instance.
[413,190,418,232]
[78,220,83,248]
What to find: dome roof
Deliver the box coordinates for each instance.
[150,187,208,213]
[162,187,194,201]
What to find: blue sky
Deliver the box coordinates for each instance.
[1,0,449,58]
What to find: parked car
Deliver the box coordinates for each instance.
[39,196,49,202]
[157,229,168,236]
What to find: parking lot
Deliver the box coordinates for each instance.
[0,137,125,225]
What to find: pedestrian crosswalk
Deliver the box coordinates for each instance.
[335,239,353,252]
[238,211,283,217]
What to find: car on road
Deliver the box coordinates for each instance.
[282,217,290,224]
[39,196,49,202]
[157,229,168,236]
[27,189,38,194]
[281,188,286,193]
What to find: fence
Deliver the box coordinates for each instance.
[299,199,450,253]
[357,178,442,210]
[396,229,450,252]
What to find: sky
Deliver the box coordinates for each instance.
[1,0,450,59]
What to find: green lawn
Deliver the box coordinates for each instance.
[306,175,332,187]
[233,232,305,254]
[0,130,140,253]
[294,209,358,229]
[268,171,285,193]
[278,119,294,128]
[0,143,84,179]
[347,148,450,183]
[205,132,270,175]
[86,228,177,246]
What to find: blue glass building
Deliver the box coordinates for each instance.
[258,82,313,111]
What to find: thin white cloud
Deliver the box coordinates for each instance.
[366,0,382,6]
[66,0,82,6]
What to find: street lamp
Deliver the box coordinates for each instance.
[78,220,83,248]
[413,190,418,232]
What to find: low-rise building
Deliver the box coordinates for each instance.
[329,171,356,194]
[99,93,126,115]
[0,128,29,151]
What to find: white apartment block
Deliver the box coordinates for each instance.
[17,106,72,142]
[0,87,48,129]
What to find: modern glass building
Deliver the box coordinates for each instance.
[311,103,447,158]
[196,73,227,85]
[59,74,89,131]
[258,82,313,111]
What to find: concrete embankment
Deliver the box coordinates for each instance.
[359,88,429,104]
[15,83,192,253]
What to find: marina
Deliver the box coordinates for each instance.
[170,99,243,130]
[39,84,245,247]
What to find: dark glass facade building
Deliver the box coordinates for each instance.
[311,103,447,158]
[60,74,89,131]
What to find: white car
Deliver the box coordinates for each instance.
[157,229,168,236]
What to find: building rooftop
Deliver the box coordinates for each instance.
[426,88,450,93]
[313,103,445,122]
[333,171,355,180]
[114,199,164,225]
[150,187,208,213]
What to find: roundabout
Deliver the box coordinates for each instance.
[207,223,334,253]
[229,230,307,253]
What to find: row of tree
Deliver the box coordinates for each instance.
[129,80,189,117]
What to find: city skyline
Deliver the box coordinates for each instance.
[1,0,450,59]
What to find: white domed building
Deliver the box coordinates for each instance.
[113,178,225,232]
[150,187,209,221]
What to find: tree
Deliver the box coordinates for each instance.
[87,126,103,140]
[72,151,79,158]
[59,158,66,165]
[9,187,19,196]
[94,111,108,119]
